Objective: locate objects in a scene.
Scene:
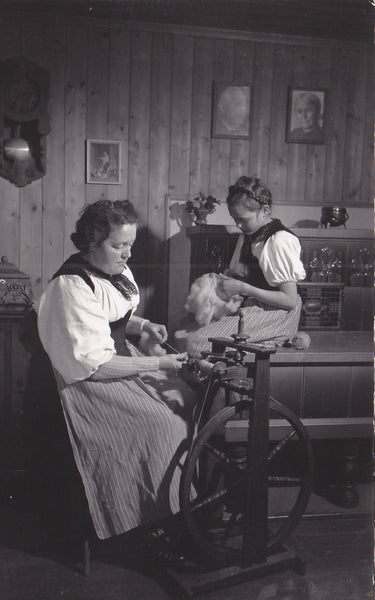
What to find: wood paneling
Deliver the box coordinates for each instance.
[128,30,152,316]
[286,45,313,204]
[190,36,214,195]
[0,13,372,319]
[349,366,374,418]
[147,32,173,321]
[269,365,303,416]
[64,24,87,262]
[19,19,44,298]
[107,28,130,202]
[304,45,330,205]
[250,42,273,182]
[42,21,66,285]
[343,50,369,206]
[360,54,374,204]
[268,43,293,200]
[166,34,194,326]
[303,365,351,418]
[230,40,253,183]
[169,34,194,194]
[323,47,350,206]
[209,37,234,197]
[86,27,110,206]
[0,13,21,270]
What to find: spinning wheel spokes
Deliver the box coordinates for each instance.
[180,399,313,566]
[268,429,297,461]
[269,475,307,485]
[204,441,247,472]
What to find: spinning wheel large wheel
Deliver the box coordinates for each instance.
[180,397,314,566]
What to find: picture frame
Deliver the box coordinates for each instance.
[86,139,121,184]
[286,88,327,144]
[212,81,251,139]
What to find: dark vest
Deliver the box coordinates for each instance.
[235,219,297,291]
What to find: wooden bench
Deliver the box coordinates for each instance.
[224,330,373,509]
[226,330,373,442]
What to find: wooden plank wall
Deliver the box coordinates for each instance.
[0,12,372,322]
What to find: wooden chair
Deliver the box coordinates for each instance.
[20,309,93,575]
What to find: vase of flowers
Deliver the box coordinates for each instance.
[185,192,220,225]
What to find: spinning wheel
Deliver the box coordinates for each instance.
[180,396,314,566]
[168,329,312,597]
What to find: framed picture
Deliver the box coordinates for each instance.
[212,81,251,139]
[286,88,327,144]
[86,139,121,184]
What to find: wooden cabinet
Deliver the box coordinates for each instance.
[0,310,30,472]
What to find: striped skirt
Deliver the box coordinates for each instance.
[186,296,302,358]
[55,345,195,540]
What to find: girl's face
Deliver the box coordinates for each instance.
[228,201,270,235]
[85,223,137,275]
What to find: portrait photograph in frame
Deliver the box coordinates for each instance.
[86,139,121,184]
[286,88,327,144]
[212,81,251,139]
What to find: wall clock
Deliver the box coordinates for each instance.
[0,56,50,187]
[4,77,40,116]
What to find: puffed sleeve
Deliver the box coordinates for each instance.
[37,275,116,384]
[258,231,306,286]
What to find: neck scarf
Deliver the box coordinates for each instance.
[52,253,138,301]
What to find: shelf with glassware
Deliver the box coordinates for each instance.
[186,226,373,331]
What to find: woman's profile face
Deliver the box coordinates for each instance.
[86,223,137,275]
[228,202,266,235]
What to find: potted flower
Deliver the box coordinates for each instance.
[185,192,220,225]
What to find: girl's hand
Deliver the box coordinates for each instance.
[158,353,188,372]
[219,274,246,297]
[143,321,168,343]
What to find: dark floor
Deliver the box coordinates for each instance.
[0,484,373,600]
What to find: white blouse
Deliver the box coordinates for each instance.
[229,230,306,286]
[37,265,158,385]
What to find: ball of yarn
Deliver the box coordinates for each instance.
[292,331,311,350]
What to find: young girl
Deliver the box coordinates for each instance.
[186,176,306,357]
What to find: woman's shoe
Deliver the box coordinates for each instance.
[140,527,188,567]
[154,547,187,567]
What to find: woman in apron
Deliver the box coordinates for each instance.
[37,199,195,561]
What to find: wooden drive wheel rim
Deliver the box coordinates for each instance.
[180,398,314,566]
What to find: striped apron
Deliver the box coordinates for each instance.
[186,296,302,358]
[55,316,195,539]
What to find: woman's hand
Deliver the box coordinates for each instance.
[143,321,168,343]
[158,353,188,372]
[219,274,246,298]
